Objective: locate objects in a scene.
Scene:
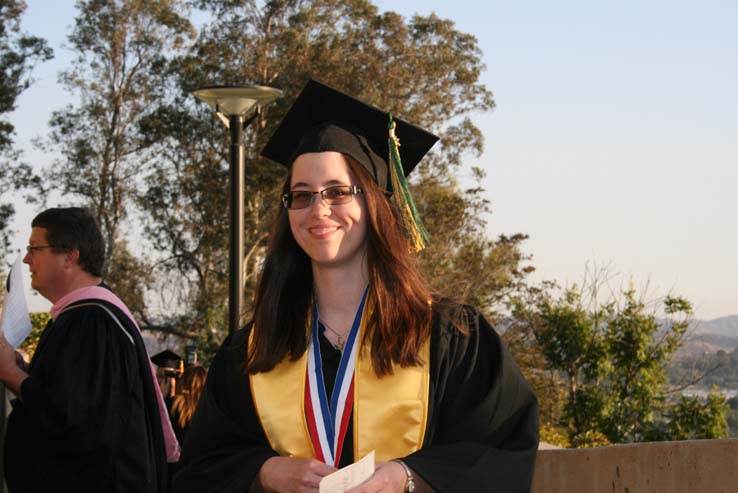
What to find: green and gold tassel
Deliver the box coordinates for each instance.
[388,115,430,252]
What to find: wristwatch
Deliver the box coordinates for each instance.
[393,459,416,493]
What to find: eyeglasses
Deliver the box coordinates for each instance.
[282,185,363,210]
[26,245,55,255]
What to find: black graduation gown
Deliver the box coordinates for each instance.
[173,306,539,492]
[4,299,168,493]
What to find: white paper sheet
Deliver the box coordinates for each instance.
[319,451,375,493]
[1,253,33,348]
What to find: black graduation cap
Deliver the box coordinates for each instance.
[261,79,439,192]
[151,349,183,369]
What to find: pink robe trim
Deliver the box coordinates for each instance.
[51,285,181,462]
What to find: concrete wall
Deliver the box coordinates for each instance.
[532,438,738,493]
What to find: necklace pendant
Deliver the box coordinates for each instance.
[335,336,344,351]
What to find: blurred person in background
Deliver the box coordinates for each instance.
[152,349,184,405]
[170,365,208,445]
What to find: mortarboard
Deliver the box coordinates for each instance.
[261,79,439,250]
[151,349,183,369]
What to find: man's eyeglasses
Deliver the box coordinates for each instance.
[282,185,363,210]
[26,245,55,255]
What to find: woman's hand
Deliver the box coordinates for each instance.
[254,456,337,493]
[344,461,407,493]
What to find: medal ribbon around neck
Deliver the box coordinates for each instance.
[305,285,369,466]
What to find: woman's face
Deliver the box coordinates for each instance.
[288,151,368,272]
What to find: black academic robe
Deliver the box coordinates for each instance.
[4,299,168,493]
[173,306,539,492]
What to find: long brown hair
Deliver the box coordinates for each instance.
[248,155,441,376]
[171,365,207,428]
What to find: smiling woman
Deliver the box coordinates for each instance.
[173,80,539,493]
[287,151,368,270]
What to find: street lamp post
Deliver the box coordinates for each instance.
[192,86,282,335]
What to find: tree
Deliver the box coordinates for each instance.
[504,280,568,432]
[665,389,728,440]
[139,0,531,360]
[726,396,738,437]
[511,268,721,446]
[536,287,608,439]
[43,0,193,311]
[105,239,154,322]
[602,289,691,442]
[414,167,534,322]
[0,0,51,254]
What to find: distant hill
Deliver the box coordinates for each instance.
[674,339,726,361]
[667,315,738,360]
[693,315,738,338]
[674,334,738,362]
[690,333,738,349]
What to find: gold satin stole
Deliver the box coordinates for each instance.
[249,324,430,461]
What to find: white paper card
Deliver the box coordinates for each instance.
[1,254,32,348]
[319,450,375,493]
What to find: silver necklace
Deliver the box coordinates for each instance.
[319,318,345,351]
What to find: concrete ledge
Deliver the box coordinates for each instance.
[532,438,738,493]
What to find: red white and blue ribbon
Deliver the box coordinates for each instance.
[305,286,369,466]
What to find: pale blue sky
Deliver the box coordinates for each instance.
[10,0,738,319]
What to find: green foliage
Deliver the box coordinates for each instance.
[600,288,688,442]
[43,0,194,274]
[537,289,606,383]
[504,281,567,428]
[512,270,722,446]
[539,423,570,448]
[416,172,533,321]
[664,389,728,440]
[0,0,52,150]
[0,0,52,253]
[569,430,611,449]
[727,396,738,437]
[105,240,154,323]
